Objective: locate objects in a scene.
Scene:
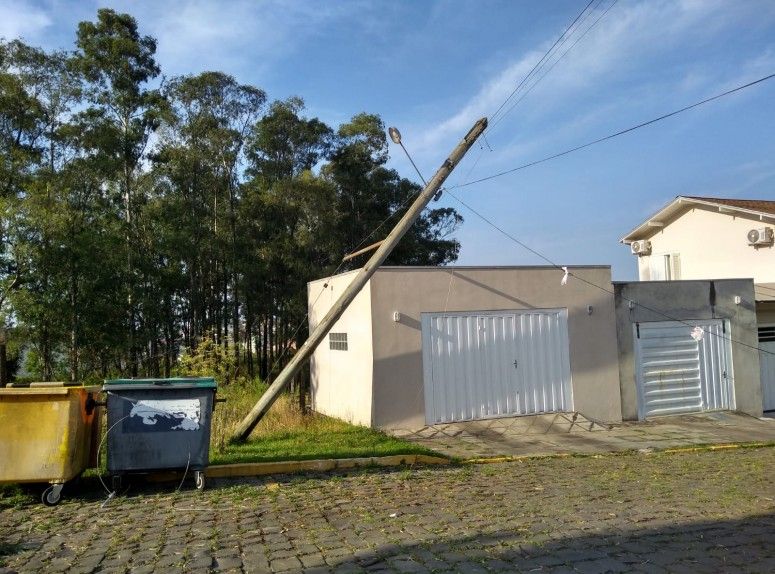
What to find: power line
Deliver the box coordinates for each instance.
[444,187,775,358]
[488,0,598,127]
[453,72,775,190]
[457,1,616,194]
[487,0,619,135]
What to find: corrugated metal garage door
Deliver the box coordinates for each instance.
[634,320,734,419]
[421,309,573,424]
[760,325,775,412]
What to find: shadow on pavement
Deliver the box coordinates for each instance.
[326,512,774,572]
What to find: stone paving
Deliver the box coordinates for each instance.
[390,412,775,459]
[1,447,774,573]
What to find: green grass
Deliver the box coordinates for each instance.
[208,380,439,465]
[211,421,436,465]
[0,485,33,509]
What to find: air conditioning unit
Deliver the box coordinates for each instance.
[747,227,774,246]
[631,240,652,256]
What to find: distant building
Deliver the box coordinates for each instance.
[621,195,775,411]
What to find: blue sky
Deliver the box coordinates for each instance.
[2,0,774,279]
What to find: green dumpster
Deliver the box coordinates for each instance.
[103,378,217,490]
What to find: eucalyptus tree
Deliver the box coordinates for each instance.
[153,71,265,371]
[0,9,466,386]
[0,40,94,382]
[243,98,335,378]
[72,8,166,374]
[325,113,462,269]
[0,40,45,383]
[0,41,46,199]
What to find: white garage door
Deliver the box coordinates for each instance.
[421,309,573,424]
[760,325,775,412]
[634,320,735,419]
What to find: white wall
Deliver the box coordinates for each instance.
[635,206,775,283]
[308,271,374,426]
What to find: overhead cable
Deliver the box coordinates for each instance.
[488,0,599,128]
[453,72,775,190]
[444,188,775,358]
[486,0,619,135]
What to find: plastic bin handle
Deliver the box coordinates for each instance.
[86,394,106,414]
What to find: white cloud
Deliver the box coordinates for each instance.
[411,0,775,160]
[0,1,52,40]
[111,0,374,79]
[1,0,376,82]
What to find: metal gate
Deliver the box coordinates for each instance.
[760,325,775,412]
[634,320,735,419]
[421,309,573,424]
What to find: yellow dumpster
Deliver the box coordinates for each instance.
[0,383,101,505]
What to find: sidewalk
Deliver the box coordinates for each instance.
[390,411,775,459]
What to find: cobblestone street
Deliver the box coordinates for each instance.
[1,448,774,574]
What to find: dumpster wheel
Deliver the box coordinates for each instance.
[42,484,64,506]
[111,475,123,492]
[195,471,205,491]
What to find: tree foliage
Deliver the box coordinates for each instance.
[0,10,463,385]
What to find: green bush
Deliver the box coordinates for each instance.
[174,332,241,384]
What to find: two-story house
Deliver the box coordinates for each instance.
[621,195,775,411]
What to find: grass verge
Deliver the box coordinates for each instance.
[209,380,438,465]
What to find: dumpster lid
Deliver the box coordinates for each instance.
[0,384,100,396]
[103,377,217,390]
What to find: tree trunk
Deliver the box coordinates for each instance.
[261,315,268,380]
[245,304,253,379]
[150,338,159,377]
[268,312,275,379]
[0,329,7,387]
[69,255,79,383]
[222,272,229,352]
[165,302,174,378]
[42,321,52,381]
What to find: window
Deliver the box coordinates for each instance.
[648,253,681,280]
[329,332,348,351]
[759,326,775,343]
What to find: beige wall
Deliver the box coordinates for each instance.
[635,206,775,282]
[368,266,622,429]
[308,271,374,426]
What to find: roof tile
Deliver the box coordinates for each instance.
[684,196,775,216]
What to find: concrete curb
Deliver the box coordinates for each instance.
[460,441,775,465]
[146,442,774,482]
[208,454,450,478]
[148,454,450,482]
[661,441,774,454]
[462,453,574,465]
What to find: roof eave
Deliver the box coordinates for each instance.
[621,196,775,244]
[620,196,685,244]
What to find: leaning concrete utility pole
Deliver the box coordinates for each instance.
[231,117,487,442]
